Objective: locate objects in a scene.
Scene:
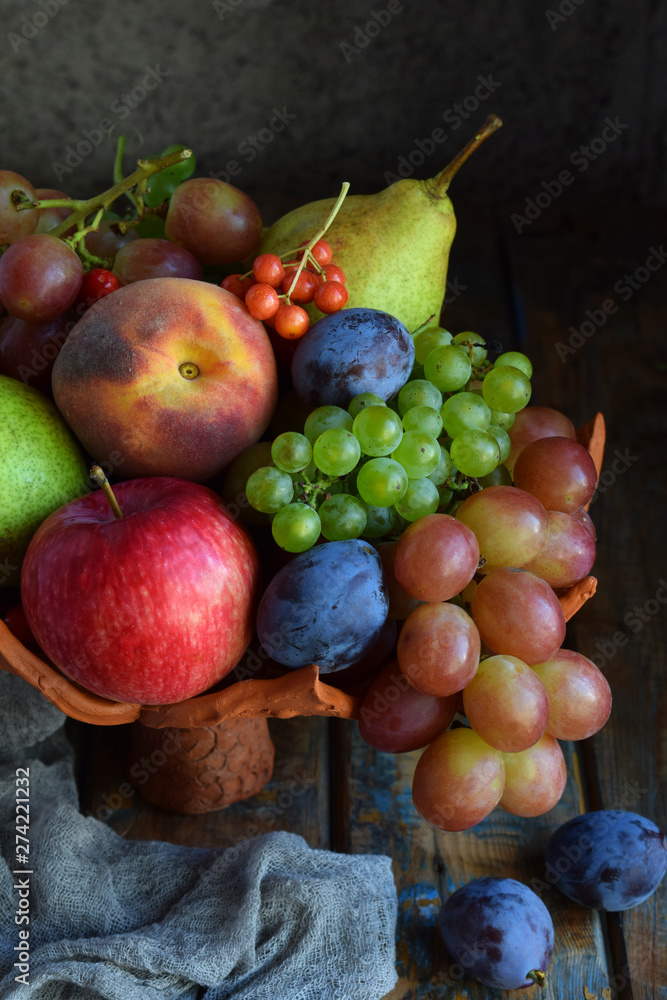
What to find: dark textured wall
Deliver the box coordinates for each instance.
[0,0,664,209]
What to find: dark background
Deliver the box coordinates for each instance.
[0,0,664,212]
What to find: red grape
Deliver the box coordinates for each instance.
[358,660,456,753]
[456,485,548,572]
[34,188,74,235]
[513,436,598,513]
[462,653,550,752]
[0,313,70,393]
[112,238,204,284]
[571,506,596,541]
[0,234,82,321]
[412,727,505,831]
[165,177,262,265]
[85,220,138,260]
[0,170,38,243]
[394,513,480,602]
[470,567,566,664]
[507,405,576,472]
[397,602,480,696]
[523,509,596,588]
[499,734,567,816]
[375,540,424,620]
[531,648,612,740]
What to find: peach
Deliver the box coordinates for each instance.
[52,277,278,482]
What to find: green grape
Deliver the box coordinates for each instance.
[436,485,454,508]
[394,477,440,522]
[449,429,501,478]
[486,424,511,464]
[397,379,443,415]
[452,331,487,367]
[423,345,472,392]
[482,365,532,413]
[304,405,353,444]
[318,494,367,541]
[271,431,312,473]
[348,392,385,418]
[356,458,409,507]
[134,214,167,239]
[353,405,403,456]
[478,464,513,487]
[271,503,321,552]
[144,144,197,207]
[246,466,294,512]
[401,404,443,438]
[495,350,533,379]
[489,409,515,431]
[391,430,441,479]
[413,326,453,365]
[440,392,492,438]
[312,428,361,476]
[427,445,452,486]
[361,501,398,538]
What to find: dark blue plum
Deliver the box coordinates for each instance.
[291,307,414,407]
[545,810,667,911]
[440,876,554,990]
[256,539,389,671]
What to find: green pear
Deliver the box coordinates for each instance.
[259,116,502,332]
[0,375,89,586]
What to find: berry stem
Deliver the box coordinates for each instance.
[430,115,502,197]
[90,466,123,520]
[284,181,350,302]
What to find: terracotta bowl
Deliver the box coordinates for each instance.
[0,413,605,813]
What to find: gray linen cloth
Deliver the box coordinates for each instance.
[0,672,397,999]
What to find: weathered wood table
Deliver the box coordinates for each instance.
[73,200,666,999]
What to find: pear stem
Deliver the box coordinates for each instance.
[90,465,123,519]
[431,114,503,197]
[284,181,350,302]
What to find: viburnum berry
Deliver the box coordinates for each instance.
[321,264,346,285]
[77,268,120,308]
[310,239,333,266]
[252,253,285,287]
[221,273,254,300]
[274,303,310,339]
[282,268,318,303]
[245,283,280,320]
[314,280,348,314]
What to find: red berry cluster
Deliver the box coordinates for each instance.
[220,239,348,339]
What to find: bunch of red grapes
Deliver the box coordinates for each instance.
[222,241,348,339]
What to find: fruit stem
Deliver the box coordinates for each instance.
[284,181,350,302]
[90,466,123,519]
[430,114,503,197]
[526,969,548,988]
[24,147,192,240]
[410,314,437,338]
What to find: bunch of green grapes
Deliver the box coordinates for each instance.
[242,326,533,553]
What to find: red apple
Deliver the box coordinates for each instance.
[51,277,279,481]
[20,476,260,705]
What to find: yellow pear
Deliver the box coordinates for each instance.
[259,116,502,332]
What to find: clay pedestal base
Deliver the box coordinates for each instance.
[128,717,275,814]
